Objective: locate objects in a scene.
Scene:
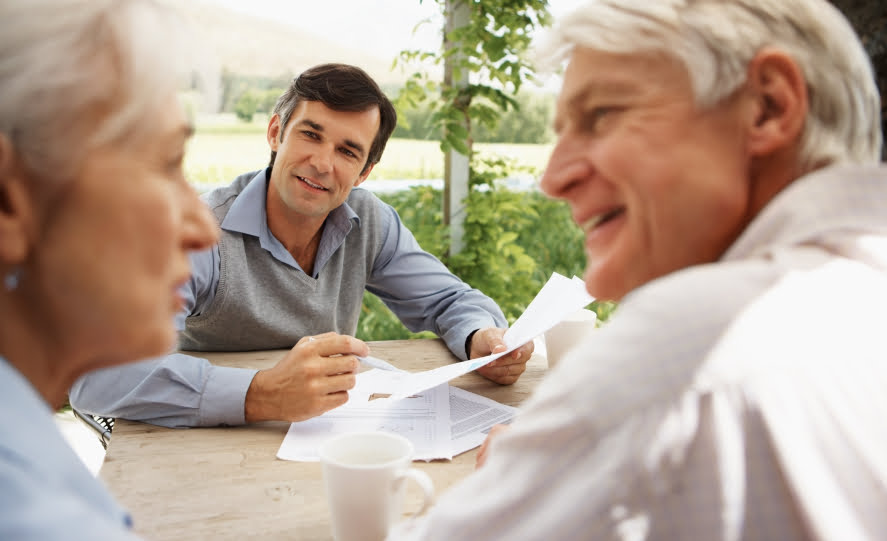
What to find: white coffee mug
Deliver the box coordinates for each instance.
[543,308,597,368]
[320,431,435,541]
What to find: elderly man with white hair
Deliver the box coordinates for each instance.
[389,0,887,539]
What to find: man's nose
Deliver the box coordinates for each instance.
[309,143,335,174]
[539,134,594,199]
[540,136,588,199]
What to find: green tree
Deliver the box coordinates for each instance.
[473,91,554,143]
[395,0,551,155]
[357,0,617,340]
[391,0,553,321]
[259,88,285,114]
[233,89,259,122]
[394,90,555,144]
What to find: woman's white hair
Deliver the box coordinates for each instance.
[539,0,882,169]
[0,0,212,182]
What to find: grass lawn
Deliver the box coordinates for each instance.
[185,116,554,187]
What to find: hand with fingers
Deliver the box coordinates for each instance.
[469,327,535,385]
[476,424,511,469]
[243,332,369,422]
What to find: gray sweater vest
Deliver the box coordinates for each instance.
[179,173,384,351]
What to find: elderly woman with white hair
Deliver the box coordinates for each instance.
[0,0,218,538]
[389,0,886,539]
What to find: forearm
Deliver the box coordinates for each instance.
[69,353,256,428]
[433,290,504,360]
[370,202,506,360]
[369,279,505,361]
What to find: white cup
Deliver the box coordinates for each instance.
[320,431,435,541]
[543,308,597,368]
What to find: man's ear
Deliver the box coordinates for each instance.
[354,162,375,187]
[744,47,808,157]
[0,134,33,265]
[266,114,282,152]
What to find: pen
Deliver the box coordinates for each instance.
[357,355,405,372]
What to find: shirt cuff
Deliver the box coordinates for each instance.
[464,328,480,360]
[198,365,258,426]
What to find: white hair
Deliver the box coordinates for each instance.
[0,0,213,182]
[539,0,882,169]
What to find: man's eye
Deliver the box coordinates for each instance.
[584,106,618,133]
[302,131,319,140]
[340,148,357,159]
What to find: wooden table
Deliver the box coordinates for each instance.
[100,339,547,540]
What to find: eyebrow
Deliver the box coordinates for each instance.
[297,118,367,158]
[554,80,639,132]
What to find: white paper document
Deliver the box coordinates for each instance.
[276,369,519,462]
[448,386,517,456]
[378,272,594,401]
[276,271,589,461]
[276,369,451,461]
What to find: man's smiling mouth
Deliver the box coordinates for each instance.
[298,176,328,191]
[582,207,625,233]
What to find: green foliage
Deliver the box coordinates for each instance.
[393,90,555,144]
[219,69,293,113]
[233,88,285,123]
[354,0,619,341]
[259,88,285,112]
[379,185,448,255]
[355,291,436,342]
[393,0,551,153]
[355,182,616,341]
[447,156,538,322]
[233,90,259,122]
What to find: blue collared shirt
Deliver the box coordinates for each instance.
[70,170,505,427]
[0,357,137,540]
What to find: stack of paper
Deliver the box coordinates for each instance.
[275,272,593,462]
[276,369,517,461]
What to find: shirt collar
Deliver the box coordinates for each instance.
[220,169,269,238]
[723,163,887,261]
[219,168,362,275]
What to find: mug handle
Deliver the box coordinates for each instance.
[395,468,435,517]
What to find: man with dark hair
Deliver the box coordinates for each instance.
[70,63,533,427]
[268,63,398,172]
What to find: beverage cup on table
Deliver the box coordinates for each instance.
[544,308,597,369]
[320,431,435,541]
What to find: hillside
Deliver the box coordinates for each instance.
[172,1,411,87]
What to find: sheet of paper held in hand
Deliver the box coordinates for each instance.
[276,272,592,462]
[374,272,594,401]
[276,368,518,461]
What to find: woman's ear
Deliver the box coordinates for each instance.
[744,47,809,157]
[0,134,34,264]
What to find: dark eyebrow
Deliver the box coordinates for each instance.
[342,138,366,158]
[297,117,366,158]
[299,119,324,132]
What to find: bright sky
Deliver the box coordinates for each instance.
[198,0,586,61]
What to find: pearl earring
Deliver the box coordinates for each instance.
[4,267,21,291]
